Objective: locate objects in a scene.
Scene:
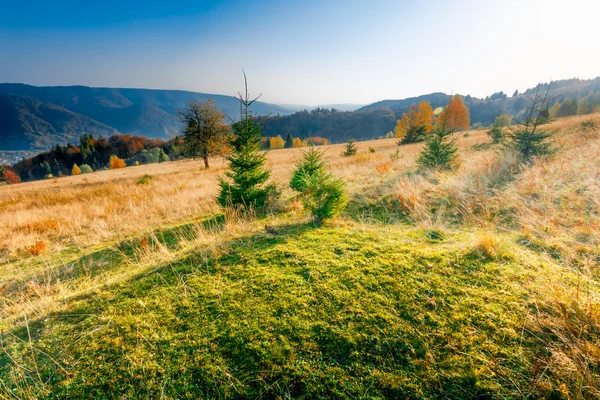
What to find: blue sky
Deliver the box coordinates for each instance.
[1,0,599,105]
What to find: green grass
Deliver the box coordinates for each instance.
[1,216,596,398]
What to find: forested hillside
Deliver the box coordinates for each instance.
[261,78,600,143]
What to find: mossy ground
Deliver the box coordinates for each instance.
[1,214,595,399]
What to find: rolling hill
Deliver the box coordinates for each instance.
[0,95,119,150]
[0,84,294,150]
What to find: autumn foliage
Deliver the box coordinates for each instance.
[109,155,126,169]
[438,95,470,131]
[72,164,81,175]
[1,165,21,184]
[26,240,47,256]
[269,136,285,149]
[306,137,329,146]
[395,101,434,143]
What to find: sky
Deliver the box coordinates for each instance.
[1,0,599,106]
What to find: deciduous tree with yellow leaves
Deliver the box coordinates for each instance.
[269,135,285,149]
[395,101,434,144]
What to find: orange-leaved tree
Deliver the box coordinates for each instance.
[437,95,470,131]
[72,164,81,175]
[109,155,126,169]
[394,101,434,144]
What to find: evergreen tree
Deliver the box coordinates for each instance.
[505,84,555,162]
[284,132,294,148]
[52,159,63,176]
[417,109,459,170]
[217,73,275,210]
[341,139,358,157]
[290,147,347,225]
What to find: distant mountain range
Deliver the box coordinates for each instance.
[1,78,599,150]
[0,84,293,150]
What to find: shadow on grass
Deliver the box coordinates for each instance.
[2,213,231,300]
[6,219,315,340]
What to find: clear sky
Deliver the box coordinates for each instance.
[1,0,599,105]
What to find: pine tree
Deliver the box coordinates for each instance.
[284,132,294,148]
[290,147,347,225]
[341,139,358,157]
[218,72,275,210]
[505,84,555,162]
[417,108,459,170]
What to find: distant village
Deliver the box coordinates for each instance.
[0,151,34,166]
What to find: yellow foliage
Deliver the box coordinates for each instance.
[394,101,434,140]
[269,136,285,149]
[109,155,126,169]
[292,138,306,148]
[72,164,81,175]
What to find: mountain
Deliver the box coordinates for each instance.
[0,84,293,150]
[0,95,118,150]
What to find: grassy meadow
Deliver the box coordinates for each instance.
[1,114,599,398]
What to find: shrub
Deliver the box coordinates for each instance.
[369,147,376,153]
[110,155,126,169]
[581,119,597,131]
[26,240,47,256]
[290,147,347,225]
[487,123,504,144]
[136,174,152,185]
[341,139,358,157]
[389,149,401,161]
[80,164,93,174]
[72,164,81,175]
[376,162,392,174]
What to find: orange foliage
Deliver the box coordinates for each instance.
[394,101,434,140]
[27,240,47,256]
[376,162,392,175]
[438,95,470,131]
[306,137,329,146]
[292,138,306,148]
[2,169,21,184]
[72,164,81,175]
[109,155,126,169]
[2,165,21,184]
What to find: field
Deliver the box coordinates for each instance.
[1,114,599,398]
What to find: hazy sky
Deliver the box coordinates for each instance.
[1,0,599,105]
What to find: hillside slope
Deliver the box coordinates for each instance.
[0,84,293,150]
[0,94,118,150]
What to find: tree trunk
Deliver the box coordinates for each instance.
[203,157,210,169]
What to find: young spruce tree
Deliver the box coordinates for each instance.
[218,73,274,210]
[504,84,555,162]
[290,147,347,225]
[417,106,459,170]
[341,139,358,157]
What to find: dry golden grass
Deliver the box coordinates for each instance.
[1,113,598,264]
[0,128,488,260]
